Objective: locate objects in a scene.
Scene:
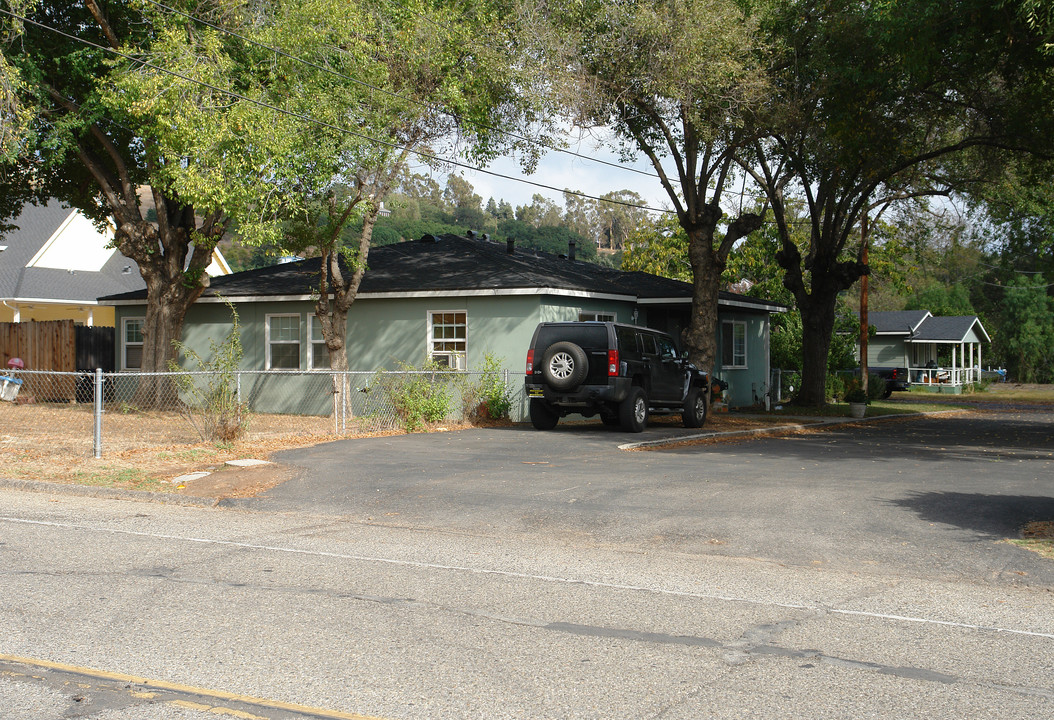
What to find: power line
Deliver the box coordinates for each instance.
[1,8,672,215]
[140,0,661,181]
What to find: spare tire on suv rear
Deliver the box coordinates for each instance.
[541,341,588,389]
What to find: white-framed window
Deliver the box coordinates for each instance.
[122,317,145,370]
[578,312,616,322]
[266,314,301,370]
[428,310,466,367]
[307,316,330,370]
[721,320,747,369]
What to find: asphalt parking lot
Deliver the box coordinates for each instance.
[249,406,1054,586]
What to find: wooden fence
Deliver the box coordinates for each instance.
[0,319,77,372]
[1,320,116,403]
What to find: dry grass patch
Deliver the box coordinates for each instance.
[1009,521,1054,560]
[0,402,406,496]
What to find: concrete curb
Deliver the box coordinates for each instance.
[618,409,964,451]
[0,477,219,507]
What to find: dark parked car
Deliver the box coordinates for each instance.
[524,321,709,432]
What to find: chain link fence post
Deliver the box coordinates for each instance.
[93,368,103,459]
[341,371,348,434]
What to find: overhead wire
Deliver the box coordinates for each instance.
[0,7,673,215]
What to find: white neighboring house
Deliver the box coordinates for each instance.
[0,199,230,327]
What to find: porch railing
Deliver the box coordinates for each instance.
[906,366,981,386]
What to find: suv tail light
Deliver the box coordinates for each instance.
[526,349,535,375]
[608,349,619,376]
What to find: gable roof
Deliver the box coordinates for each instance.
[1,199,231,307]
[912,315,991,343]
[867,310,932,335]
[0,199,146,304]
[102,233,788,312]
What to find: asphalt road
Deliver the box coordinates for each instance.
[251,407,1054,586]
[1,407,1052,719]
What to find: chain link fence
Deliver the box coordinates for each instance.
[0,368,526,460]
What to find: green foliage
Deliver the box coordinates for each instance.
[843,384,868,405]
[828,304,860,372]
[461,351,512,422]
[375,362,453,433]
[169,300,249,442]
[770,312,802,371]
[826,373,846,403]
[867,374,888,402]
[497,220,596,260]
[622,216,691,281]
[906,282,976,317]
[1000,273,1054,382]
[746,0,1054,404]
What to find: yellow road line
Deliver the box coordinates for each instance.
[0,654,392,720]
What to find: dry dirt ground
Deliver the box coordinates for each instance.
[0,402,796,500]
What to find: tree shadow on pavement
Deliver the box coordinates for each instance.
[891,492,1054,538]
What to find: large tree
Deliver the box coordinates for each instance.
[526,0,769,375]
[0,1,254,396]
[744,0,1054,405]
[121,0,546,412]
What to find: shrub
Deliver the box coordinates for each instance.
[169,299,249,442]
[867,374,887,402]
[826,373,846,403]
[842,378,868,404]
[466,352,512,422]
[375,361,453,432]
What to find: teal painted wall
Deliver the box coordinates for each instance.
[714,310,772,408]
[114,294,771,414]
[115,295,644,373]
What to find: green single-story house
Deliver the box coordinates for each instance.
[865,310,991,390]
[102,234,786,415]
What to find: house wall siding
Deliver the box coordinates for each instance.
[715,310,771,408]
[115,294,773,415]
[868,337,908,367]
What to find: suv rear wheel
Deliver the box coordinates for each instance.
[541,341,589,389]
[620,387,649,432]
[529,398,559,430]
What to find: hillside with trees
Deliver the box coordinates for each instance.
[221,173,649,271]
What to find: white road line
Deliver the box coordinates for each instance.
[4,515,1053,640]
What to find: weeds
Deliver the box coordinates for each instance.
[460,351,512,422]
[169,299,249,442]
[373,361,454,432]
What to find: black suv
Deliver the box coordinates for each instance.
[524,321,709,432]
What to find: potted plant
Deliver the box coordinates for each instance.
[844,386,868,418]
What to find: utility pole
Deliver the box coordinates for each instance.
[860,212,869,396]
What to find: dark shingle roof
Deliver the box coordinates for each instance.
[101,234,787,312]
[867,310,931,334]
[912,315,990,343]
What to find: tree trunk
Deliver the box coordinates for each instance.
[325,308,350,424]
[684,225,722,377]
[113,214,215,410]
[797,293,837,406]
[315,201,379,417]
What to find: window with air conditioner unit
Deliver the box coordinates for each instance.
[428,310,467,369]
[431,351,466,370]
